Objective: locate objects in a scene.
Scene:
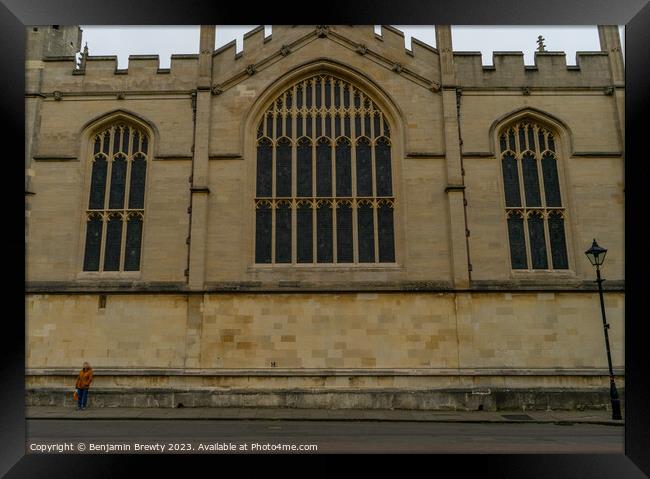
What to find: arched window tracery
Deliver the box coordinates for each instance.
[83,121,148,272]
[254,74,395,265]
[499,120,568,270]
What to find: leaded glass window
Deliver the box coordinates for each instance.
[83,122,148,272]
[499,121,568,270]
[254,74,395,264]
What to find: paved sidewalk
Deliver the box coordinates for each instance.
[26,406,624,425]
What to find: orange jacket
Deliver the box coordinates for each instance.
[75,368,93,389]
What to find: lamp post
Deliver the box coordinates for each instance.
[584,239,622,420]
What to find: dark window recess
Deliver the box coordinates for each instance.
[364,114,371,137]
[499,135,507,152]
[121,128,130,154]
[324,79,331,107]
[306,83,312,108]
[522,153,541,207]
[548,213,569,269]
[356,140,372,196]
[316,113,322,138]
[316,140,332,197]
[343,85,350,108]
[112,128,122,154]
[353,92,361,108]
[306,115,313,138]
[527,126,535,152]
[315,80,322,108]
[93,136,101,155]
[123,216,143,271]
[334,82,340,107]
[275,204,292,263]
[354,116,361,138]
[296,113,303,138]
[501,154,521,207]
[547,134,555,152]
[528,213,548,269]
[518,126,526,152]
[336,203,353,263]
[286,91,292,109]
[296,85,303,107]
[317,204,333,263]
[255,205,272,263]
[89,157,107,209]
[108,155,127,209]
[375,138,393,196]
[276,139,292,197]
[133,132,141,153]
[82,216,103,271]
[508,129,516,152]
[373,114,381,138]
[103,215,123,271]
[335,139,352,196]
[276,115,283,138]
[383,120,390,138]
[285,114,292,138]
[297,139,312,197]
[128,155,146,209]
[542,153,562,207]
[538,130,546,152]
[378,203,395,262]
[335,114,341,138]
[344,115,351,137]
[507,214,527,269]
[266,115,273,138]
[141,136,148,154]
[102,133,110,155]
[325,113,332,138]
[297,204,313,263]
[256,139,272,196]
[357,203,375,262]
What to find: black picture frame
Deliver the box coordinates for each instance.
[3,0,648,475]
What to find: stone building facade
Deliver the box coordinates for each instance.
[25,25,625,410]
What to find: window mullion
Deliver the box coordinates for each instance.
[543,211,554,270]
[291,141,297,264]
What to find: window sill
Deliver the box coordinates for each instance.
[510,269,576,280]
[76,271,142,281]
[248,263,403,273]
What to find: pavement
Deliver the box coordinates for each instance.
[26,406,625,425]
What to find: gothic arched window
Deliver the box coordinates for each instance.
[255,74,395,264]
[499,121,569,270]
[83,121,148,272]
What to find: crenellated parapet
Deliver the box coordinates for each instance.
[34,53,199,96]
[210,25,441,96]
[454,50,612,89]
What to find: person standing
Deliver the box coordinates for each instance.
[75,362,93,410]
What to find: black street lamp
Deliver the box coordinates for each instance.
[584,239,622,420]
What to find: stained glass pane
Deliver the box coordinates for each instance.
[547,134,555,152]
[335,139,352,196]
[124,215,143,271]
[266,115,273,138]
[256,139,272,197]
[324,79,331,107]
[353,91,360,108]
[89,157,107,209]
[538,130,546,152]
[354,116,361,138]
[276,115,283,138]
[108,155,127,209]
[296,85,303,107]
[297,139,312,197]
[276,139,292,197]
[103,214,123,271]
[93,136,101,155]
[325,113,332,138]
[128,155,146,209]
[306,82,312,108]
[316,113,322,138]
[102,132,110,155]
[112,127,122,154]
[343,85,350,108]
[335,113,341,138]
[286,91,292,109]
[508,129,516,152]
[356,140,372,197]
[316,140,332,197]
[499,135,507,152]
[275,203,291,263]
[501,153,521,207]
[344,115,351,137]
[317,203,333,263]
[373,114,381,139]
[336,203,353,263]
[82,216,103,271]
[378,203,395,262]
[364,114,371,137]
[255,204,272,263]
[285,114,292,138]
[383,119,390,138]
[121,127,130,154]
[141,135,148,154]
[296,113,303,138]
[518,126,526,152]
[549,213,568,269]
[357,203,375,262]
[375,139,392,197]
[306,114,312,138]
[527,126,535,152]
[334,82,340,107]
[297,204,313,263]
[528,213,548,269]
[542,153,562,207]
[522,153,541,207]
[507,214,527,269]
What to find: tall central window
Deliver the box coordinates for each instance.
[255,74,396,265]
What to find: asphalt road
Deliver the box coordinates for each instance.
[26,420,624,454]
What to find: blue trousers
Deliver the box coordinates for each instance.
[77,388,89,409]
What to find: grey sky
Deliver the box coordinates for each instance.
[78,25,624,69]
